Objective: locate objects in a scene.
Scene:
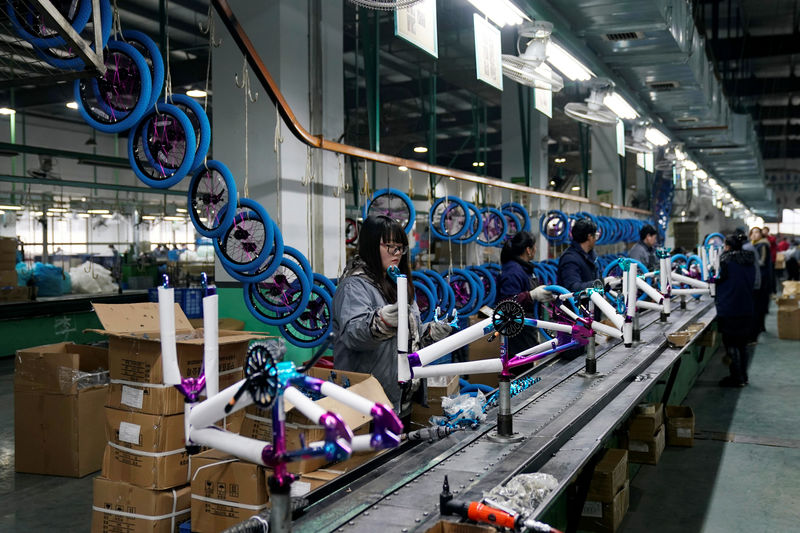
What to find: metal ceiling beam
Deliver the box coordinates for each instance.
[710,33,800,61]
[0,173,185,196]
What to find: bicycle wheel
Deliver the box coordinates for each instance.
[704,232,725,248]
[413,280,436,323]
[503,210,523,241]
[538,210,570,244]
[446,267,482,317]
[7,0,92,49]
[32,0,111,70]
[477,207,507,247]
[220,218,284,284]
[188,160,238,239]
[214,198,275,273]
[345,217,359,245]
[429,196,471,240]
[423,269,455,316]
[279,285,333,348]
[501,202,531,232]
[468,265,496,308]
[128,103,197,188]
[74,40,152,134]
[455,202,484,245]
[244,257,311,326]
[281,246,314,286]
[313,272,337,297]
[165,94,211,172]
[122,30,164,109]
[411,271,437,307]
[364,188,416,233]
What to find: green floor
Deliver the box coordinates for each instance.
[620,303,800,532]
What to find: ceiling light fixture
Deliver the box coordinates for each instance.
[554,157,566,163]
[142,215,157,220]
[87,209,110,214]
[0,107,16,115]
[603,92,639,120]
[682,160,698,171]
[47,207,68,213]
[186,89,207,98]
[77,213,90,218]
[101,214,113,219]
[164,216,186,221]
[571,185,581,191]
[550,180,556,186]
[644,127,670,147]
[33,211,43,216]
[66,101,79,110]
[398,165,408,171]
[413,146,428,153]
[0,204,23,210]
[467,0,528,27]
[546,41,594,81]
[176,207,187,213]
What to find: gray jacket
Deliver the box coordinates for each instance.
[742,242,761,290]
[628,241,657,272]
[332,274,422,411]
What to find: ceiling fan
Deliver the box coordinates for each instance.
[564,78,617,126]
[501,21,564,92]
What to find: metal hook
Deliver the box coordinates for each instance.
[162,274,170,289]
[235,60,258,102]
[198,12,222,47]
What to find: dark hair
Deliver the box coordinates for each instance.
[357,215,414,303]
[725,232,747,251]
[639,224,657,241]
[500,231,536,264]
[571,218,597,244]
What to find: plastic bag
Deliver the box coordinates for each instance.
[69,262,119,294]
[430,391,487,428]
[483,473,559,516]
[16,262,32,286]
[33,262,64,297]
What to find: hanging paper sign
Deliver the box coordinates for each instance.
[636,152,645,169]
[644,152,654,173]
[473,14,503,90]
[395,0,438,58]
[534,64,553,118]
[616,120,625,156]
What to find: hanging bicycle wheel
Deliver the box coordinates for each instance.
[503,210,523,241]
[214,198,275,273]
[122,30,165,108]
[364,188,415,233]
[313,272,337,297]
[704,232,725,248]
[423,269,455,316]
[477,207,507,247]
[345,217,359,245]
[413,280,436,323]
[281,246,314,286]
[411,271,437,307]
[220,218,284,284]
[32,0,111,70]
[538,210,570,244]
[279,285,333,348]
[468,265,497,308]
[244,257,312,326]
[602,258,649,279]
[7,0,92,49]
[455,202,484,245]
[501,202,531,232]
[128,103,197,188]
[188,160,238,239]
[74,40,152,134]
[429,196,471,240]
[446,268,482,317]
[167,94,211,172]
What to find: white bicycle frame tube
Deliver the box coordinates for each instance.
[671,272,709,289]
[528,319,574,334]
[411,359,503,378]
[590,291,625,330]
[191,427,270,465]
[515,338,559,358]
[396,276,411,382]
[592,320,624,339]
[319,381,376,415]
[413,317,493,367]
[636,277,664,304]
[671,288,710,296]
[623,263,637,345]
[700,246,710,281]
[636,300,663,311]
[311,434,375,453]
[203,294,219,398]
[189,377,252,430]
[158,286,182,385]
[659,255,672,315]
[283,386,327,423]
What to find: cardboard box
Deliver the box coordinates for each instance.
[0,269,17,287]
[777,297,800,340]
[14,342,109,477]
[626,424,666,465]
[627,403,663,440]
[580,480,630,533]
[102,407,189,489]
[665,405,695,447]
[91,476,190,533]
[0,285,33,301]
[89,303,263,414]
[426,521,497,533]
[239,367,391,474]
[189,450,268,533]
[410,397,446,428]
[586,449,628,502]
[426,374,459,399]
[782,280,800,297]
[293,449,386,495]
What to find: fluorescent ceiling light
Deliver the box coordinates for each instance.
[467,0,528,27]
[693,169,707,180]
[142,215,157,220]
[164,216,185,221]
[550,180,556,186]
[413,146,428,153]
[546,41,594,81]
[66,101,79,110]
[398,165,408,172]
[47,207,68,213]
[682,160,698,171]
[101,214,113,219]
[87,209,110,214]
[0,107,16,115]
[571,185,581,191]
[554,157,566,163]
[176,207,187,213]
[603,92,638,120]
[77,213,91,218]
[33,211,43,216]
[674,148,687,161]
[186,89,207,98]
[46,212,57,217]
[644,127,670,147]
[0,204,23,210]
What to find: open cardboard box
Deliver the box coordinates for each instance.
[91,476,190,533]
[88,303,267,414]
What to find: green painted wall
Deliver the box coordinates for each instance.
[0,311,105,357]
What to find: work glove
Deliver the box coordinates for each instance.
[530,286,554,303]
[426,320,452,342]
[371,303,398,339]
[603,276,622,290]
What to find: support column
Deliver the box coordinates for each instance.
[590,124,621,205]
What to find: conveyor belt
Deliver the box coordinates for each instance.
[293,298,715,532]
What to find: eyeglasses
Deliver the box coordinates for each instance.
[381,243,408,256]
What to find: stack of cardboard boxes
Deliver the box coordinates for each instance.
[777,281,800,340]
[580,449,630,532]
[624,403,665,465]
[0,236,29,301]
[89,303,259,533]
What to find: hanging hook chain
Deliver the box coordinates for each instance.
[198,5,222,47]
[235,58,258,103]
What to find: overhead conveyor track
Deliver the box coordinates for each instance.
[293,300,715,532]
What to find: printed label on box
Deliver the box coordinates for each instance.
[629,440,649,453]
[291,481,311,497]
[677,428,692,438]
[582,500,603,518]
[118,422,141,445]
[121,385,144,409]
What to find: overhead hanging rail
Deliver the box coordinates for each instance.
[210,0,651,217]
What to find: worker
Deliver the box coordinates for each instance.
[557,218,617,293]
[716,232,756,387]
[496,231,554,355]
[627,224,658,272]
[749,227,772,337]
[332,215,451,417]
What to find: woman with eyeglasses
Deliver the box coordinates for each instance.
[332,215,451,418]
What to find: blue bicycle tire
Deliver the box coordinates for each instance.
[188,160,238,239]
[502,210,523,241]
[501,202,531,232]
[538,210,570,244]
[124,30,164,109]
[447,267,480,317]
[279,286,333,348]
[704,233,725,247]
[220,218,284,284]
[423,269,455,316]
[429,196,471,240]
[413,280,436,323]
[168,94,211,172]
[455,202,483,245]
[412,271,438,308]
[313,272,337,297]
[34,0,111,70]
[477,207,507,247]
[244,257,311,326]
[364,188,416,233]
[7,0,92,49]
[282,246,314,286]
[214,198,275,273]
[128,103,196,188]
[468,265,496,308]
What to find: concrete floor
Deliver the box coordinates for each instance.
[0,304,797,532]
[620,304,800,533]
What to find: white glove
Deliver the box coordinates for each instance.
[604,276,622,289]
[426,321,452,342]
[371,303,398,338]
[530,286,554,303]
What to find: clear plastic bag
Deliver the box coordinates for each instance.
[58,366,110,393]
[483,472,559,516]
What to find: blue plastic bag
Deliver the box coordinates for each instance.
[33,262,64,297]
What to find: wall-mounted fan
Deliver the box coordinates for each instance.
[564,78,617,126]
[502,21,564,92]
[348,0,424,10]
[655,144,682,170]
[27,155,60,179]
[625,123,655,153]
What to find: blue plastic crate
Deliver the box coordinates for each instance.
[178,520,191,533]
[147,287,204,318]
